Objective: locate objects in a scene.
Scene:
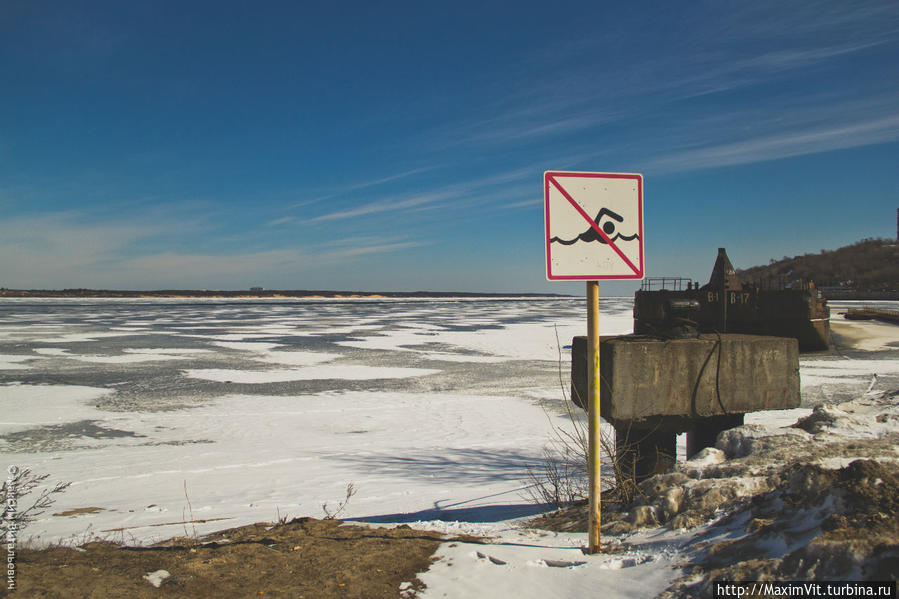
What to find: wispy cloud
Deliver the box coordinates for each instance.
[289,167,432,209]
[266,215,297,226]
[660,39,899,102]
[0,210,429,288]
[331,167,432,194]
[321,240,429,259]
[304,190,457,223]
[0,212,193,288]
[718,0,899,43]
[0,212,173,257]
[423,1,899,165]
[116,238,429,286]
[118,250,310,284]
[297,165,545,225]
[739,40,892,72]
[433,106,624,148]
[645,104,899,173]
[500,198,541,209]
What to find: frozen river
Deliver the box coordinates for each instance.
[0,297,608,544]
[1,297,897,547]
[0,297,610,416]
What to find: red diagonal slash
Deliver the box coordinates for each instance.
[548,175,641,275]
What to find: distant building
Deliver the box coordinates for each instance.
[250,287,264,293]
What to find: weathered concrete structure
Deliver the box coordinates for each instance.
[571,333,800,482]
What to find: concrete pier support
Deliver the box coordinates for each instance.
[614,424,676,482]
[686,413,744,458]
[570,333,800,488]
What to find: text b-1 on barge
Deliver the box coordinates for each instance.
[634,248,830,352]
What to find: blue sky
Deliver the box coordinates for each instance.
[2,0,898,294]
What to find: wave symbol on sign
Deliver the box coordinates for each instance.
[550,208,639,246]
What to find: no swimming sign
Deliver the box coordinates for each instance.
[542,169,645,552]
[544,171,644,281]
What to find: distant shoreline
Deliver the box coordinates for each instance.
[0,288,573,299]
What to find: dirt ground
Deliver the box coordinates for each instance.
[8,518,481,598]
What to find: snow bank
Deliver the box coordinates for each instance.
[609,389,899,597]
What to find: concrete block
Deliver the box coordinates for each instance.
[571,334,800,427]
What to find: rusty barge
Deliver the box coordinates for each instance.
[633,248,830,352]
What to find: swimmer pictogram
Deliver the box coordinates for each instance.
[549,207,640,246]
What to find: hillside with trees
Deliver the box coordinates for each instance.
[737,238,899,292]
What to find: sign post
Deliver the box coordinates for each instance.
[544,171,644,554]
[586,279,601,551]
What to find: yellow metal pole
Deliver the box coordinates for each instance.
[586,280,601,553]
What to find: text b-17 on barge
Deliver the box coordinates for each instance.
[634,248,830,352]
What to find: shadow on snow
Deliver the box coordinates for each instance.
[329,447,543,484]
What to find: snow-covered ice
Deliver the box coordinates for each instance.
[0,354,39,370]
[183,365,441,383]
[1,297,591,545]
[0,384,112,434]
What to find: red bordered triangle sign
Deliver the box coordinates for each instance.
[544,171,644,281]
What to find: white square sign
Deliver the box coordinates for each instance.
[544,171,644,281]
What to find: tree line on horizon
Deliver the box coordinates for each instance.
[737,238,899,291]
